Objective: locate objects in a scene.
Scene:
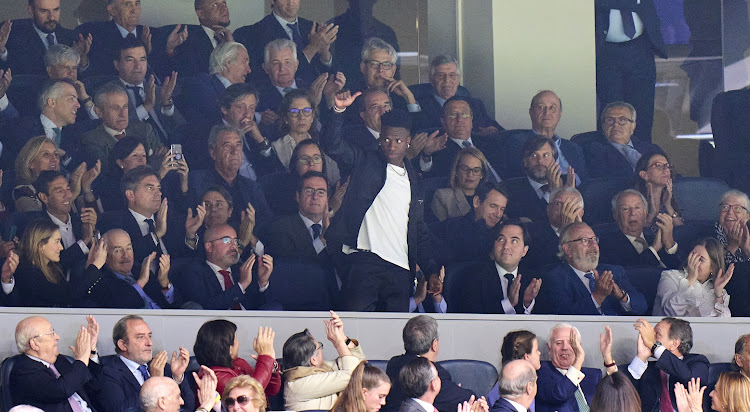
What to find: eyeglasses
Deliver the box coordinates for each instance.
[365,60,395,71]
[224,395,252,408]
[302,188,328,197]
[648,162,672,171]
[298,155,323,165]
[458,165,482,176]
[30,329,56,341]
[565,236,599,246]
[720,204,749,214]
[446,112,472,120]
[316,341,324,350]
[207,236,240,246]
[435,73,459,82]
[289,107,314,118]
[603,116,634,126]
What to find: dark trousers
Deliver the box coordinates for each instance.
[339,251,413,312]
[596,35,657,142]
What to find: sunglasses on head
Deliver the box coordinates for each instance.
[224,395,252,408]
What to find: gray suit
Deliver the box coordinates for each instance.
[80,122,163,172]
[399,398,432,412]
[431,187,472,221]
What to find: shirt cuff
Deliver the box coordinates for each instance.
[620,293,632,311]
[419,155,433,172]
[666,242,678,255]
[523,299,535,314]
[2,276,14,294]
[0,49,7,61]
[86,105,99,120]
[258,281,269,293]
[500,297,516,314]
[136,105,149,121]
[161,104,175,116]
[163,284,175,303]
[436,297,447,313]
[565,366,585,385]
[628,356,648,379]
[408,297,417,313]
[653,345,666,360]
[0,94,8,111]
[76,239,90,255]
[406,103,421,113]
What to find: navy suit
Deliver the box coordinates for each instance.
[120,79,185,144]
[7,116,80,168]
[490,398,523,412]
[538,263,647,315]
[449,259,536,314]
[96,355,194,412]
[14,211,88,271]
[535,361,601,412]
[595,224,681,269]
[384,353,475,412]
[263,213,327,263]
[500,129,588,181]
[624,352,709,412]
[2,19,78,75]
[586,137,662,178]
[409,83,502,133]
[525,220,563,273]
[172,260,270,310]
[152,24,214,78]
[503,177,549,222]
[178,73,226,128]
[429,212,499,266]
[97,209,171,263]
[342,122,380,152]
[9,354,101,412]
[76,21,149,77]
[417,135,506,180]
[256,77,310,113]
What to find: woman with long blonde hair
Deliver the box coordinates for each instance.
[331,361,391,412]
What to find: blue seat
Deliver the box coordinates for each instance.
[708,362,732,386]
[624,266,663,316]
[673,177,731,222]
[578,177,630,226]
[367,359,389,372]
[1,354,21,412]
[437,359,498,398]
[673,220,716,250]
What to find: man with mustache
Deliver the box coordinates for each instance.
[537,221,647,315]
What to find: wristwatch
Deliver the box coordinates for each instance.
[651,341,662,356]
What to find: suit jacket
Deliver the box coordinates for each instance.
[594,0,667,58]
[503,177,549,222]
[75,20,148,77]
[15,261,100,308]
[585,137,662,178]
[418,135,506,181]
[263,213,326,263]
[595,225,681,269]
[490,398,524,412]
[429,212,499,266]
[173,259,269,310]
[121,79,185,144]
[257,77,311,113]
[342,122,380,153]
[525,220,563,273]
[16,211,88,272]
[384,353,475,412]
[500,129,588,181]
[3,19,78,75]
[409,83,502,133]
[431,187,472,222]
[535,361,601,412]
[178,73,226,129]
[450,259,536,314]
[625,352,709,412]
[153,24,214,78]
[9,354,101,412]
[7,115,80,166]
[80,121,162,172]
[538,263,648,315]
[398,398,428,412]
[97,209,174,263]
[84,265,182,309]
[96,355,194,412]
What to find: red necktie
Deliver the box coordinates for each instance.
[660,370,674,412]
[219,269,242,310]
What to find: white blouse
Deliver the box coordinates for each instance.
[653,269,730,317]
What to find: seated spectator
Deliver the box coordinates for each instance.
[525,187,584,272]
[343,88,390,152]
[14,219,106,307]
[331,360,392,412]
[193,319,281,397]
[13,139,61,213]
[223,375,268,412]
[708,372,750,412]
[486,330,541,407]
[93,136,148,211]
[9,315,101,411]
[257,39,308,115]
[492,359,537,412]
[430,181,508,265]
[9,406,44,412]
[282,311,365,411]
[624,317,709,411]
[586,101,662,178]
[504,135,576,222]
[589,372,641,412]
[97,315,193,412]
[715,189,750,265]
[397,357,443,412]
[450,220,542,314]
[633,152,683,229]
[384,315,474,412]
[596,189,681,269]
[654,237,733,317]
[535,323,601,412]
[410,55,501,136]
[174,223,274,310]
[139,377,185,412]
[538,221,647,315]
[430,147,488,221]
[505,90,587,182]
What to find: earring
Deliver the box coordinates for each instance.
[407,144,411,148]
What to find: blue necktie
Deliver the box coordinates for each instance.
[46,33,56,48]
[620,10,636,39]
[584,272,596,293]
[287,22,302,47]
[311,223,322,239]
[137,364,150,383]
[52,127,62,147]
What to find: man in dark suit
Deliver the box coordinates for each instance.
[9,315,101,412]
[595,0,666,142]
[233,0,335,85]
[538,221,647,315]
[257,39,309,114]
[97,315,193,412]
[586,101,662,178]
[384,316,475,412]
[625,317,709,412]
[491,360,538,412]
[397,357,442,412]
[597,189,681,268]
[525,187,585,273]
[502,90,587,182]
[173,223,273,310]
[75,0,151,77]
[409,55,501,136]
[536,324,601,412]
[450,220,542,314]
[418,96,502,181]
[344,87,389,151]
[0,0,90,76]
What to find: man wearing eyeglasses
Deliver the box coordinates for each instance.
[537,221,647,315]
[586,101,662,178]
[10,315,101,412]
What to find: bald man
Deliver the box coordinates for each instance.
[140,377,184,412]
[491,360,537,412]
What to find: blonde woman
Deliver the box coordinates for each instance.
[431,147,488,221]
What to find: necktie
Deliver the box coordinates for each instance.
[621,10,637,39]
[282,86,294,95]
[114,132,126,140]
[660,370,674,412]
[126,85,169,143]
[144,218,156,234]
[461,140,472,148]
[287,22,302,47]
[126,85,145,107]
[503,273,515,299]
[52,127,62,147]
[584,272,596,293]
[311,223,322,239]
[622,144,642,169]
[126,32,137,40]
[48,364,87,412]
[634,236,649,253]
[219,269,242,309]
[574,386,590,412]
[137,364,150,383]
[46,33,56,48]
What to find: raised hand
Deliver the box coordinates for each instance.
[138,252,157,288]
[674,382,690,412]
[70,326,92,365]
[155,198,168,238]
[212,26,233,43]
[600,325,614,367]
[239,254,255,289]
[427,272,444,302]
[309,73,328,107]
[714,263,735,297]
[170,347,190,382]
[570,328,585,370]
[238,203,257,248]
[1,250,18,283]
[141,26,152,55]
[413,275,427,306]
[86,237,107,269]
[149,350,168,377]
[328,177,349,215]
[160,71,178,107]
[143,74,157,112]
[257,254,273,287]
[559,196,583,227]
[323,72,346,107]
[406,131,428,160]
[421,130,447,157]
[685,249,700,285]
[157,254,171,289]
[385,77,416,104]
[73,33,93,68]
[333,90,362,110]
[165,25,188,56]
[522,277,542,307]
[194,366,219,411]
[685,377,705,412]
[563,166,576,188]
[81,160,102,194]
[253,326,276,358]
[546,162,564,190]
[507,274,522,307]
[0,21,12,54]
[591,269,614,304]
[260,109,279,126]
[80,207,97,245]
[633,318,656,349]
[0,68,11,99]
[185,205,206,239]
[636,333,651,362]
[69,162,87,199]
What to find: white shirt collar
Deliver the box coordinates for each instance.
[450,137,472,148]
[569,264,594,292]
[119,77,145,90]
[273,11,299,26]
[366,126,380,139]
[494,262,518,279]
[624,232,645,242]
[115,23,137,38]
[411,398,435,412]
[201,25,218,48]
[40,113,60,136]
[26,354,51,367]
[33,24,54,48]
[206,259,230,274]
[275,81,298,95]
[119,354,147,385]
[215,74,232,88]
[504,398,528,412]
[298,212,322,229]
[128,208,155,237]
[46,210,71,226]
[103,124,125,137]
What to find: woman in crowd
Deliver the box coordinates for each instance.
[714,189,750,265]
[14,136,62,212]
[633,151,683,230]
[330,361,391,412]
[589,372,641,412]
[486,330,541,407]
[654,237,734,317]
[193,319,281,398]
[94,136,147,211]
[709,372,750,412]
[431,147,489,221]
[223,375,268,412]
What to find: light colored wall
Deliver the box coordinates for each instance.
[458,1,496,117]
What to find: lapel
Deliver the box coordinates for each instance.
[292,214,317,255]
[193,25,214,53]
[266,14,290,40]
[114,356,142,393]
[563,264,591,299]
[23,20,49,56]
